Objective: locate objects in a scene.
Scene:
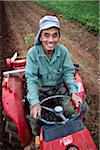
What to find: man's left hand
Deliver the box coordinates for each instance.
[71,93,82,107]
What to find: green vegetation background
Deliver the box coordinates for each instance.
[34,0,99,35]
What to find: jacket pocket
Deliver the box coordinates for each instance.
[52,69,62,80]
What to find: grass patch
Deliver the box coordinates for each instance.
[34,0,99,35]
[24,36,30,46]
[24,34,36,48]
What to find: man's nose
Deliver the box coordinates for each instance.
[48,35,53,42]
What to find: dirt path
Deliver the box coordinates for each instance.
[1,1,99,148]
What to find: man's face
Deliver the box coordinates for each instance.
[40,27,60,54]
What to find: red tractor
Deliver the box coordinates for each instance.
[2,53,97,150]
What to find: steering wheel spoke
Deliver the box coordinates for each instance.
[41,106,54,112]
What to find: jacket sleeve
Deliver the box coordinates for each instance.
[25,48,39,106]
[63,50,78,95]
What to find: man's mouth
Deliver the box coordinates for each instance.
[46,43,54,48]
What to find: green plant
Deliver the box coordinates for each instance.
[34,0,99,35]
[24,36,30,46]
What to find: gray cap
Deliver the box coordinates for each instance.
[34,15,60,45]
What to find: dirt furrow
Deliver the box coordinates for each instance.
[5,2,32,36]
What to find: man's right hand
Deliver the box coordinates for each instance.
[30,103,41,118]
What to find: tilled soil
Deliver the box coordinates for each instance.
[1,1,99,149]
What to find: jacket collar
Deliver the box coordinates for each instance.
[38,44,60,64]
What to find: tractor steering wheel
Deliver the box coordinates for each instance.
[39,95,81,125]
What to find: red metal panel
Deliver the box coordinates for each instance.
[40,128,97,150]
[2,76,32,147]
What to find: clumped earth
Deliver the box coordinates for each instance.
[1,1,99,149]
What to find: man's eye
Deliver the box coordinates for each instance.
[52,33,59,38]
[44,33,50,38]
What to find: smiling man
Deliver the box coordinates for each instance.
[40,27,60,55]
[25,16,82,139]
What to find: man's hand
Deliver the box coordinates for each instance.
[71,93,82,107]
[30,103,41,118]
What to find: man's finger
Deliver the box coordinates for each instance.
[30,109,33,117]
[34,111,37,118]
[76,102,79,107]
[38,108,41,117]
[30,109,37,118]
